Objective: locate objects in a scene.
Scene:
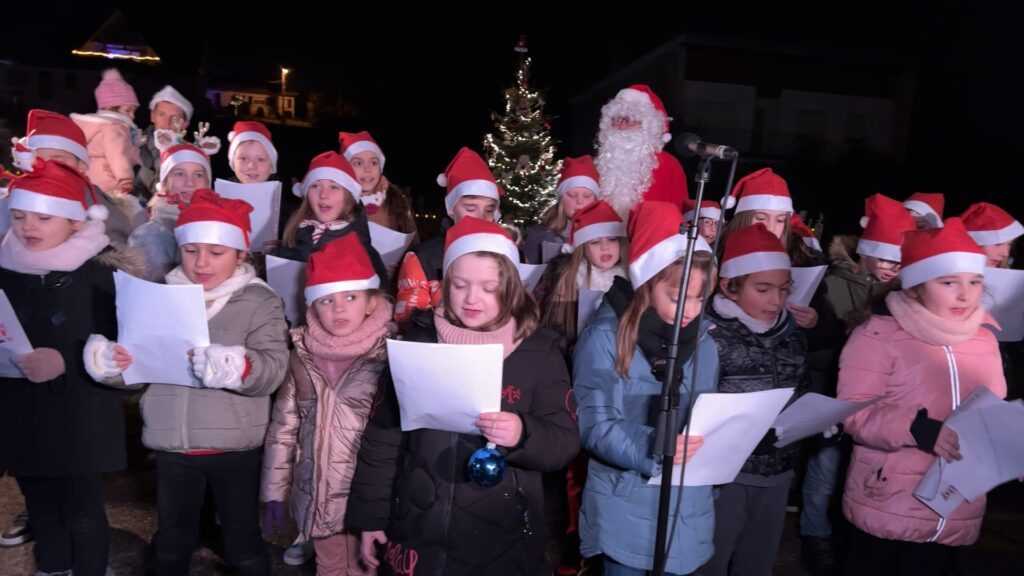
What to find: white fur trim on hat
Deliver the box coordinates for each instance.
[802,236,822,252]
[149,85,193,120]
[174,220,248,251]
[571,222,626,249]
[684,207,722,222]
[159,149,211,184]
[342,141,386,169]
[856,238,901,262]
[555,175,600,199]
[443,232,520,273]
[903,200,944,228]
[444,179,501,214]
[299,167,361,200]
[10,187,86,221]
[25,134,89,165]
[900,252,986,288]
[967,220,1024,246]
[629,235,712,288]
[228,132,278,173]
[735,194,793,214]
[305,276,381,305]
[719,251,791,279]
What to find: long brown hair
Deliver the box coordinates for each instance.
[614,252,715,377]
[441,252,539,341]
[538,200,570,235]
[540,239,629,346]
[281,190,357,248]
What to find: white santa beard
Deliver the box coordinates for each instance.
[595,98,667,216]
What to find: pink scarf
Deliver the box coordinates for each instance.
[300,219,349,244]
[433,306,521,359]
[886,290,991,346]
[304,299,393,387]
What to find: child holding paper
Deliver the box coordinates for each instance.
[574,201,717,576]
[837,219,1005,576]
[346,216,580,574]
[0,159,141,576]
[84,189,289,574]
[339,131,418,236]
[523,156,600,264]
[260,233,394,575]
[701,223,809,576]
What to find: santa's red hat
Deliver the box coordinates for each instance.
[959,202,1023,246]
[304,233,380,304]
[726,168,792,213]
[628,201,710,288]
[856,194,916,262]
[613,84,672,143]
[228,121,277,172]
[568,200,625,249]
[899,218,986,288]
[149,85,193,120]
[443,216,519,273]
[903,192,945,228]
[292,151,361,199]
[174,189,253,251]
[790,214,821,253]
[720,223,790,279]
[339,131,386,169]
[159,143,211,185]
[555,155,600,199]
[436,147,503,215]
[13,109,90,169]
[682,198,722,223]
[8,159,106,222]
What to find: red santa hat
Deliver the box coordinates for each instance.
[725,168,792,213]
[899,217,986,288]
[304,233,380,304]
[856,194,916,262]
[627,201,711,288]
[555,155,600,199]
[567,200,625,249]
[149,85,193,120]
[443,216,519,273]
[436,147,503,215]
[682,198,722,223]
[959,202,1023,246]
[12,109,90,169]
[8,159,107,222]
[790,214,821,253]
[174,188,253,251]
[903,192,945,228]
[292,151,361,200]
[339,131,386,169]
[613,84,672,143]
[720,223,791,279]
[159,143,212,185]
[227,121,278,173]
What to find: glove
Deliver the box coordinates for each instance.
[83,334,123,382]
[194,344,248,390]
[262,501,289,537]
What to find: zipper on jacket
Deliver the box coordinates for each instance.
[436,432,459,575]
[929,346,961,543]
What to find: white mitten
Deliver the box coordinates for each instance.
[823,424,840,439]
[191,346,209,381]
[83,334,124,383]
[200,344,248,390]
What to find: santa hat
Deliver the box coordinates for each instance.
[903,192,945,228]
[443,216,519,273]
[95,68,138,109]
[339,131,386,169]
[790,214,821,253]
[159,144,211,185]
[628,201,711,288]
[149,85,193,120]
[856,194,916,262]
[8,159,107,222]
[720,223,790,279]
[682,198,722,223]
[725,167,792,213]
[613,84,672,143]
[568,200,625,249]
[228,121,277,172]
[959,202,1024,246]
[292,151,361,199]
[436,147,503,215]
[899,217,986,288]
[12,109,90,168]
[304,233,380,304]
[174,189,253,251]
[554,155,600,199]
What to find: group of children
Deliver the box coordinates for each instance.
[0,71,1021,576]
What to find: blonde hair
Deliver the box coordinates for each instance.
[722,211,792,251]
[441,252,539,341]
[282,191,357,248]
[538,200,570,235]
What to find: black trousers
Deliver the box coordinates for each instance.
[843,526,956,576]
[17,474,109,576]
[152,449,268,576]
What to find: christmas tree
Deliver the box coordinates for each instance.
[482,37,562,226]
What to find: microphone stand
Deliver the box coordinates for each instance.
[652,153,738,575]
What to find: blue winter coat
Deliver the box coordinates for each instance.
[574,303,718,574]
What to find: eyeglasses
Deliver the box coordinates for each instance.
[876,259,901,270]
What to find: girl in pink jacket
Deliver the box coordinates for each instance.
[837,218,1006,576]
[71,69,144,196]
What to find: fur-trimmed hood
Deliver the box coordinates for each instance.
[828,234,861,274]
[95,245,148,278]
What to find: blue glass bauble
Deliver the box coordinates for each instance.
[467,443,506,487]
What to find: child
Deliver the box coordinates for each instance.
[346,216,580,574]
[682,197,722,245]
[261,233,394,575]
[702,223,809,576]
[903,192,945,229]
[790,213,820,254]
[71,68,144,197]
[574,201,717,576]
[523,155,600,264]
[960,202,1022,268]
[339,131,417,236]
[0,159,138,576]
[838,219,1004,575]
[394,147,502,323]
[84,188,289,574]
[228,121,278,184]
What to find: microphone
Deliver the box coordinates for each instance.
[675,132,738,160]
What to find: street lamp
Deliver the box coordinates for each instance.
[281,67,290,94]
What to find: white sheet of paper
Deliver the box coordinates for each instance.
[386,340,503,434]
[649,388,794,486]
[787,265,827,307]
[214,179,282,250]
[368,221,416,270]
[773,392,880,448]
[518,263,547,293]
[541,241,564,263]
[577,289,604,336]
[115,271,210,387]
[265,255,307,327]
[0,193,11,237]
[0,290,33,378]
[981,267,1024,341]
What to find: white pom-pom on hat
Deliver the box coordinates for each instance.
[859,216,869,228]
[87,203,109,222]
[437,173,448,187]
[292,182,305,198]
[724,195,737,210]
[227,131,238,142]
[101,68,124,81]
